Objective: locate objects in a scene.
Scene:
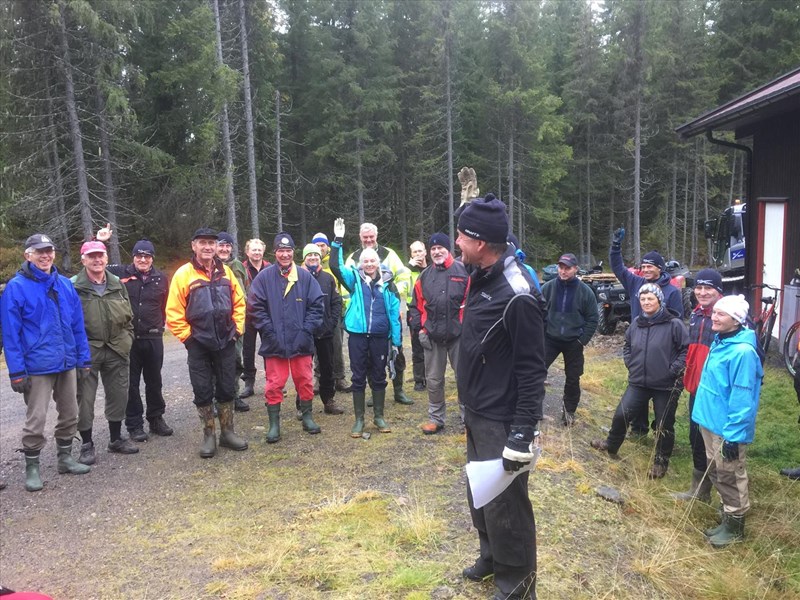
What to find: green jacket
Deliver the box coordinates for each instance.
[71,269,134,358]
[227,258,247,292]
[541,276,598,346]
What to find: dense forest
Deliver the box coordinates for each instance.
[1,0,799,270]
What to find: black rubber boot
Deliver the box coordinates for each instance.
[372,389,391,433]
[240,380,255,399]
[24,451,43,492]
[393,371,414,405]
[300,400,321,434]
[780,466,800,480]
[351,391,366,438]
[197,405,217,458]
[218,401,248,451]
[56,439,91,475]
[266,404,281,443]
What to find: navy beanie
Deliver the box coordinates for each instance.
[217,231,235,245]
[641,251,666,272]
[273,232,296,250]
[132,239,155,257]
[457,193,509,243]
[695,268,723,293]
[428,232,451,250]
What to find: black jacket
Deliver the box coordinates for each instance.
[307,268,342,339]
[109,263,168,339]
[409,255,468,344]
[541,276,598,345]
[457,248,546,428]
[623,308,689,391]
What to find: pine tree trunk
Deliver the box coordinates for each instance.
[690,139,699,266]
[417,179,424,240]
[356,136,364,224]
[670,157,677,260]
[45,77,71,272]
[56,0,92,240]
[507,124,514,236]
[399,156,408,254]
[239,0,260,238]
[212,0,238,254]
[275,90,283,231]
[682,161,689,264]
[444,0,455,243]
[632,97,642,266]
[703,142,711,263]
[96,86,121,264]
[585,124,592,261]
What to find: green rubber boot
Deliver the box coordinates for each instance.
[351,390,366,438]
[372,389,391,433]
[56,439,91,475]
[671,469,712,503]
[709,514,745,548]
[704,513,727,538]
[393,371,414,405]
[300,400,321,434]
[24,451,43,492]
[266,404,281,444]
[197,405,217,458]
[217,401,248,451]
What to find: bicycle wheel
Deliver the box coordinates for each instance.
[784,320,800,378]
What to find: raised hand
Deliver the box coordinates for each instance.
[334,218,345,238]
[96,223,113,242]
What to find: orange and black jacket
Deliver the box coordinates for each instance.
[166,256,245,350]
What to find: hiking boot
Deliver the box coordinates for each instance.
[322,398,344,415]
[266,404,281,443]
[709,514,745,548]
[372,389,391,433]
[561,409,576,427]
[780,466,800,480]
[648,463,668,479]
[670,468,712,502]
[56,439,90,475]
[351,391,366,438]
[108,438,140,455]
[234,396,251,412]
[24,451,43,492]
[79,442,96,465]
[197,405,217,458]
[129,427,149,442]
[240,381,255,399]
[217,402,248,451]
[148,416,174,436]
[462,560,494,582]
[421,422,444,435]
[590,439,619,459]
[299,400,321,434]
[335,379,352,393]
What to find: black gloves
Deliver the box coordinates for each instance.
[722,440,739,461]
[501,424,538,472]
[611,227,625,249]
[10,376,31,394]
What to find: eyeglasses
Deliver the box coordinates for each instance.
[134,254,153,260]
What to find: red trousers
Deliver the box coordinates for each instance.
[264,355,314,406]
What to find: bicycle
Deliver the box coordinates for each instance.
[750,282,781,355]
[785,319,800,377]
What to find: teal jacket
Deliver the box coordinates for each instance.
[330,240,401,347]
[692,327,763,444]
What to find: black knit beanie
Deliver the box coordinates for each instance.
[457,193,509,243]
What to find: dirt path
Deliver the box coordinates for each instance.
[0,335,638,599]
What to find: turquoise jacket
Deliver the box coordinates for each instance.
[692,327,763,444]
[330,240,401,347]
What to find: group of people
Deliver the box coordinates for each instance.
[1,195,796,599]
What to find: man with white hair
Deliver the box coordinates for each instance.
[71,240,137,464]
[1,233,92,491]
[345,222,413,405]
[693,294,763,548]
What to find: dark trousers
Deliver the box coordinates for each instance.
[348,334,388,392]
[241,320,261,384]
[410,328,425,385]
[314,336,335,402]
[606,384,678,464]
[465,411,537,599]
[544,337,584,413]
[687,393,707,472]
[186,339,237,407]
[125,337,166,430]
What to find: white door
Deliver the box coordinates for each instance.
[761,202,785,341]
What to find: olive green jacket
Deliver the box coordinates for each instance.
[71,269,134,358]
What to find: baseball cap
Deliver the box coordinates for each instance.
[557,253,579,267]
[80,241,107,255]
[25,234,56,251]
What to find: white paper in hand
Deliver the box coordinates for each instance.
[465,448,541,509]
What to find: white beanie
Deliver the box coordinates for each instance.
[714,294,749,325]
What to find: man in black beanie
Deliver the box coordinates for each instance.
[456,194,545,600]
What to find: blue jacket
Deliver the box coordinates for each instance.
[610,246,683,320]
[247,263,324,358]
[330,241,401,347]
[1,262,91,378]
[692,327,763,444]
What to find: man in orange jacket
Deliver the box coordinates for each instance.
[166,228,248,458]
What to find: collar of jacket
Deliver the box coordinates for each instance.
[20,261,58,283]
[435,254,455,270]
[191,255,224,280]
[73,268,123,293]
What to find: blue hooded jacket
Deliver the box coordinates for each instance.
[1,262,91,378]
[692,326,763,444]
